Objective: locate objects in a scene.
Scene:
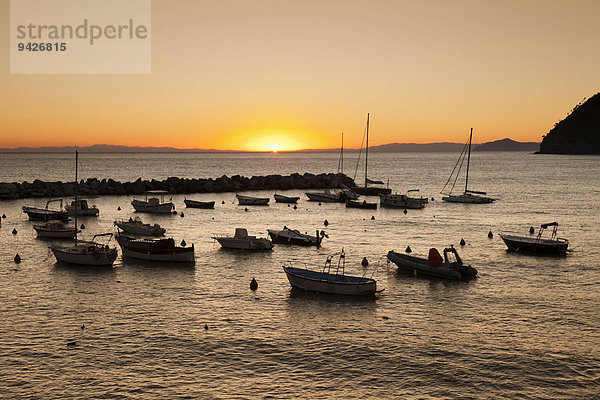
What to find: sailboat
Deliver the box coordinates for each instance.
[441,128,496,204]
[353,113,391,196]
[50,151,118,266]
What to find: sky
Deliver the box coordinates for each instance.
[1,0,599,151]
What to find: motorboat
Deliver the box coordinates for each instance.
[236,194,270,206]
[22,199,69,222]
[345,199,377,209]
[131,191,175,213]
[51,234,118,266]
[184,199,215,209]
[49,152,118,267]
[116,234,195,263]
[267,227,327,247]
[387,247,478,280]
[282,251,380,296]
[274,194,300,204]
[213,228,273,251]
[352,114,392,196]
[65,199,99,216]
[114,217,166,236]
[34,219,79,239]
[380,190,427,209]
[499,222,569,255]
[441,128,496,204]
[305,189,358,203]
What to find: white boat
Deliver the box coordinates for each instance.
[267,227,327,247]
[131,191,175,213]
[380,190,427,209]
[50,152,118,267]
[34,219,79,239]
[236,194,270,206]
[213,228,273,251]
[273,194,300,204]
[22,199,69,222]
[116,234,195,263]
[282,251,379,296]
[305,189,358,203]
[65,199,99,216]
[114,217,166,236]
[441,128,496,204]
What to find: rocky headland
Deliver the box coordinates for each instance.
[0,173,355,201]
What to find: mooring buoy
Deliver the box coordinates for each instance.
[180,212,184,218]
[361,257,369,267]
[293,205,297,210]
[80,224,85,229]
[172,210,178,215]
[81,324,85,331]
[371,216,375,220]
[488,231,493,239]
[117,207,121,211]
[204,324,208,331]
[318,202,322,206]
[222,200,225,204]
[287,204,290,207]
[250,277,258,290]
[14,253,21,263]
[244,207,248,212]
[12,228,17,234]
[324,219,329,226]
[405,246,412,253]
[403,209,407,214]
[2,214,6,218]
[529,226,535,234]
[181,240,187,247]
[431,197,434,201]
[460,238,466,246]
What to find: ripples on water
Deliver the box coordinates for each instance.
[1,152,599,399]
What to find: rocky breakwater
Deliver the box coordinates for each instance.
[0,173,355,201]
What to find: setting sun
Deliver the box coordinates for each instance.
[242,131,305,152]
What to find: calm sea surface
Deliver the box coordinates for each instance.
[1,151,599,399]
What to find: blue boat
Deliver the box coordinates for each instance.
[387,247,477,280]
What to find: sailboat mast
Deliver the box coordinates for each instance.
[365,113,369,188]
[464,128,472,193]
[341,131,343,174]
[75,150,78,242]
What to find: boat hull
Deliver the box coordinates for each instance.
[442,193,495,204]
[117,236,195,262]
[283,267,377,295]
[236,195,269,206]
[131,200,175,213]
[267,229,320,246]
[34,228,77,239]
[499,234,568,255]
[274,194,300,203]
[184,200,215,209]
[345,200,377,209]
[51,245,117,266]
[386,251,477,280]
[215,237,273,250]
[305,192,339,202]
[22,207,69,222]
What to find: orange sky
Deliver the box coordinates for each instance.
[1,0,599,151]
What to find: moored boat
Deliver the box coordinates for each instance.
[131,191,175,213]
[184,199,215,209]
[267,227,327,247]
[114,217,166,236]
[282,251,380,296]
[236,194,270,206]
[65,199,99,216]
[116,234,195,263]
[380,190,427,209]
[499,222,569,255]
[213,228,273,250]
[387,247,477,280]
[345,199,377,209]
[274,194,300,204]
[34,219,79,239]
[22,199,69,222]
[305,189,358,203]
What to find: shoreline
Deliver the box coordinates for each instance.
[0,173,355,201]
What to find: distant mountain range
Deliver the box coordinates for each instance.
[0,139,539,153]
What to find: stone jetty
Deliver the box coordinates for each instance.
[0,173,355,201]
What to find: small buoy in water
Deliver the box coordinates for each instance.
[529,226,535,234]
[212,217,214,220]
[403,209,407,214]
[460,238,466,246]
[204,324,208,331]
[181,240,187,247]
[371,216,375,220]
[405,246,412,253]
[222,200,225,204]
[318,202,322,206]
[244,207,248,212]
[2,214,6,218]
[361,257,369,267]
[172,210,177,215]
[12,228,17,234]
[80,224,85,229]
[324,219,329,226]
[14,253,21,263]
[287,204,290,207]
[293,205,297,210]
[180,212,184,218]
[66,340,77,347]
[250,277,258,290]
[431,197,434,201]
[81,324,85,331]
[382,316,390,320]
[117,207,121,211]
[488,231,493,239]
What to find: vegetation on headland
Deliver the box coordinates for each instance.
[540,92,600,155]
